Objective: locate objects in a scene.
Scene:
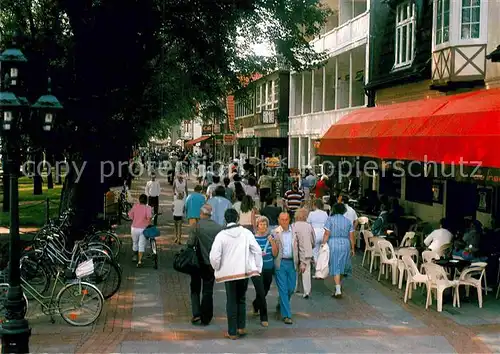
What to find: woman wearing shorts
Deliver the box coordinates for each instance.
[128,194,152,267]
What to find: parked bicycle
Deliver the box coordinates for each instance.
[33,209,121,259]
[21,233,121,300]
[0,260,104,326]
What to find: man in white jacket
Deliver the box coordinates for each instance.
[209,209,263,339]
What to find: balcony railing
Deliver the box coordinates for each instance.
[288,107,363,137]
[312,11,369,56]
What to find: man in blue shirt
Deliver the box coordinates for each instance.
[272,212,305,325]
[185,185,206,226]
[207,186,233,226]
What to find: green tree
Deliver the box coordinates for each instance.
[0,0,328,233]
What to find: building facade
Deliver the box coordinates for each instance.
[288,0,370,171]
[318,0,500,231]
[234,71,290,162]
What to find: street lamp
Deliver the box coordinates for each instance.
[0,35,63,353]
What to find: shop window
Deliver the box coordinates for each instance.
[379,171,402,198]
[406,175,433,204]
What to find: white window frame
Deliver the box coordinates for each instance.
[394,2,416,69]
[266,81,273,110]
[435,0,450,46]
[460,0,480,40]
[272,80,279,109]
[256,85,262,113]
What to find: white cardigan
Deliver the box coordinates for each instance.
[209,223,263,283]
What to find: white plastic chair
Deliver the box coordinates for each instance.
[423,263,460,312]
[420,250,440,274]
[401,255,428,303]
[361,230,374,267]
[456,262,487,308]
[377,240,404,286]
[397,247,420,289]
[368,233,383,273]
[356,216,370,249]
[436,243,452,258]
[399,232,416,247]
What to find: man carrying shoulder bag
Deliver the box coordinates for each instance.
[186,204,222,326]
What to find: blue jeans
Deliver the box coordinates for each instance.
[275,259,296,319]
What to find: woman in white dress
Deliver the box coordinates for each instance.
[307,198,329,263]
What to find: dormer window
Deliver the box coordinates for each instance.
[394,2,416,68]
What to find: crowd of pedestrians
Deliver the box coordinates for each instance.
[160,163,360,340]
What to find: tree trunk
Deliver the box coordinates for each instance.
[33,151,43,195]
[2,153,9,212]
[59,159,107,240]
[55,153,63,185]
[46,155,54,189]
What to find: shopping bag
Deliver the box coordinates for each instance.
[314,243,330,279]
[173,246,199,275]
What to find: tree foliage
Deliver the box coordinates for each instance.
[0,0,329,229]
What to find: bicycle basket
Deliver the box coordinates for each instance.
[75,259,95,278]
[143,225,160,238]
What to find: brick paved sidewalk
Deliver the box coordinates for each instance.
[25,174,500,353]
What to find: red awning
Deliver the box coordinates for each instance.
[185,135,210,146]
[318,88,500,167]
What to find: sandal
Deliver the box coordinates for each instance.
[237,329,247,337]
[224,332,238,340]
[136,262,142,268]
[283,317,293,325]
[191,316,201,324]
[261,321,269,327]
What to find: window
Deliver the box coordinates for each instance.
[273,80,279,109]
[405,176,433,204]
[266,81,273,109]
[435,0,450,45]
[461,0,480,39]
[394,2,416,67]
[256,85,262,113]
[379,171,402,198]
[235,98,254,119]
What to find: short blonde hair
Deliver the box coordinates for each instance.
[256,215,269,227]
[294,208,309,222]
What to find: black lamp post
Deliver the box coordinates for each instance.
[0,36,63,353]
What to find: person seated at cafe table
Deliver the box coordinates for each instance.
[424,218,453,252]
[462,219,482,252]
[371,204,389,236]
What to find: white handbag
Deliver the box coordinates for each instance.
[315,243,330,279]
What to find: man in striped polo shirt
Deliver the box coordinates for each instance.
[283,180,304,219]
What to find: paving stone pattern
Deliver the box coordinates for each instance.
[23,175,500,353]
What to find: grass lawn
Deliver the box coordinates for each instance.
[0,176,62,227]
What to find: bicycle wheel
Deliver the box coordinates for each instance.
[151,239,158,269]
[81,259,121,299]
[57,281,104,326]
[0,283,29,323]
[20,253,51,297]
[87,232,121,259]
[86,242,114,260]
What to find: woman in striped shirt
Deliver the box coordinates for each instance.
[251,216,277,327]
